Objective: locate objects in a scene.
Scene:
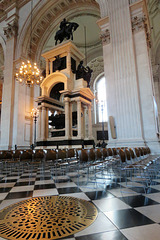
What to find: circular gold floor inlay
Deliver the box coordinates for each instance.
[0,196,98,240]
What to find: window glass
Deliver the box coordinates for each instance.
[96,76,108,122]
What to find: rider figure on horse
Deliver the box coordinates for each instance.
[55,18,79,45]
[60,19,68,34]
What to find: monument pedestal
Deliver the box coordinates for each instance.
[36,41,95,149]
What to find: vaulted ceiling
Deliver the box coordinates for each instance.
[18,0,100,64]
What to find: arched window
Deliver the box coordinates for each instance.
[94,74,108,123]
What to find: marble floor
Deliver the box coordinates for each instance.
[0,162,160,240]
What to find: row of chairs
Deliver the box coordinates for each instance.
[0,146,159,189]
[0,147,119,165]
[75,146,159,190]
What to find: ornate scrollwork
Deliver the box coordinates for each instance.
[100,29,110,45]
[132,16,151,48]
[3,21,18,39]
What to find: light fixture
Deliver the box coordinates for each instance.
[15,0,43,87]
[15,61,43,87]
[31,108,39,146]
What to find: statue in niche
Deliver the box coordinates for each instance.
[55,18,79,45]
[83,66,93,88]
[76,61,93,88]
[76,61,86,79]
[53,55,61,71]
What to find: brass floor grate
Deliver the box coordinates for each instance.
[0,195,98,240]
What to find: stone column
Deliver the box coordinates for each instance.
[50,61,53,74]
[97,0,145,148]
[77,100,82,138]
[41,106,47,141]
[131,3,160,151]
[65,98,70,138]
[67,51,71,70]
[37,108,42,140]
[45,107,49,139]
[88,104,93,139]
[83,106,87,139]
[1,20,18,149]
[81,104,84,139]
[153,65,160,130]
[69,102,73,137]
[46,60,49,77]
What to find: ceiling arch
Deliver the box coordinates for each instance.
[16,0,100,65]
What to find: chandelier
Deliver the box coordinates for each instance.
[15,0,43,87]
[15,60,43,86]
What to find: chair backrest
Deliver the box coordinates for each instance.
[124,149,132,163]
[26,149,33,154]
[4,151,13,160]
[138,147,144,157]
[102,148,108,159]
[77,149,88,162]
[128,148,136,159]
[134,148,140,158]
[142,147,147,155]
[58,149,66,159]
[95,148,102,160]
[146,147,151,154]
[108,148,113,156]
[67,149,75,158]
[112,148,117,156]
[119,149,126,163]
[33,150,45,161]
[46,150,57,161]
[20,151,32,161]
[13,150,22,159]
[87,148,95,161]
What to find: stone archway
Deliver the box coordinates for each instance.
[40,72,68,97]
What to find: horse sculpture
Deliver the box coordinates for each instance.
[55,19,79,45]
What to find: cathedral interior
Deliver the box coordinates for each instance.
[0,0,160,240]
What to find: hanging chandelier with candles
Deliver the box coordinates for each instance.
[15,60,43,86]
[15,0,43,87]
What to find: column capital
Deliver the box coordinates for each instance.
[130,0,151,48]
[131,16,151,48]
[3,20,18,39]
[100,29,110,45]
[97,16,110,46]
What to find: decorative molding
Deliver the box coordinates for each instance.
[128,0,139,4]
[88,56,104,89]
[132,16,151,48]
[100,29,110,45]
[149,0,160,15]
[3,21,18,39]
[132,16,145,32]
[152,64,160,81]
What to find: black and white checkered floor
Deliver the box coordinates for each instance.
[1,164,160,240]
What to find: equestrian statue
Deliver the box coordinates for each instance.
[55,18,79,45]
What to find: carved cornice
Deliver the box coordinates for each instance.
[100,29,110,45]
[0,0,30,22]
[3,21,18,39]
[132,16,145,32]
[88,56,104,89]
[132,16,151,48]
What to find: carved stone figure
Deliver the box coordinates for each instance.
[83,66,93,88]
[55,18,79,45]
[53,56,61,71]
[76,61,93,88]
[76,61,85,79]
